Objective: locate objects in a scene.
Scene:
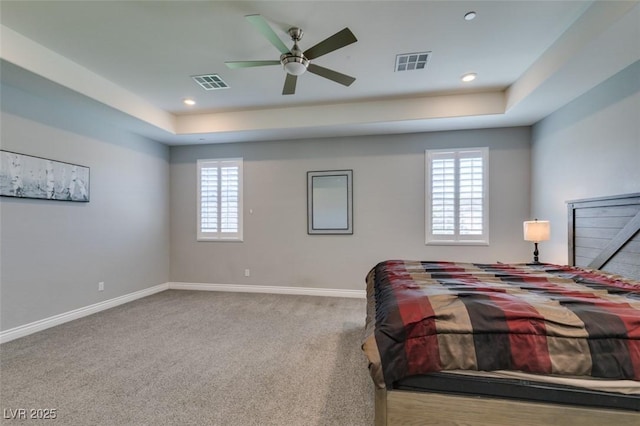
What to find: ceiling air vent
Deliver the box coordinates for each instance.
[395,52,431,72]
[191,74,229,90]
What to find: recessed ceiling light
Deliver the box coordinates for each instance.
[183,98,196,106]
[461,73,477,82]
[464,11,477,21]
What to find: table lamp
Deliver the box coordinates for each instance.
[523,219,550,264]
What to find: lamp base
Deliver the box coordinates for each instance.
[531,242,540,264]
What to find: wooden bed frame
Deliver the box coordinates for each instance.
[568,192,640,280]
[374,192,640,426]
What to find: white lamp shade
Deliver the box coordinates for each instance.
[523,220,550,242]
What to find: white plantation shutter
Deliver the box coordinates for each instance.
[426,148,488,244]
[458,152,484,236]
[220,165,239,233]
[430,156,456,236]
[200,165,219,233]
[197,158,243,241]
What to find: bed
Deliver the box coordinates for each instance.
[363,193,640,425]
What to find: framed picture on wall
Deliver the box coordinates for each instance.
[0,150,90,202]
[307,170,353,235]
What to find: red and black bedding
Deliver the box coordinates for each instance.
[362,260,640,390]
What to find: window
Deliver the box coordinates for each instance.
[197,158,243,241]
[425,148,488,245]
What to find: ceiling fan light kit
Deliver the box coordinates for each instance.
[225,15,357,95]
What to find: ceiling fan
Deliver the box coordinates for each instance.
[225,15,357,95]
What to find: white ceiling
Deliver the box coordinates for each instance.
[1,1,639,145]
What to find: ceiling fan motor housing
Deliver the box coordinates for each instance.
[280,53,309,75]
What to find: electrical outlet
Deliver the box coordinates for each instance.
[244,269,250,277]
[98,281,104,291]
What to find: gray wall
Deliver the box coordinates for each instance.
[531,61,640,264]
[4,59,637,331]
[0,84,170,331]
[171,127,532,290]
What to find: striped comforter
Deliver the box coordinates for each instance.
[362,260,640,389]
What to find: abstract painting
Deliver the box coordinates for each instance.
[0,150,90,202]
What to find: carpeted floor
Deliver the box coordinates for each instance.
[0,290,374,425]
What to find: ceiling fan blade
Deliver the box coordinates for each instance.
[282,73,297,95]
[303,28,357,60]
[225,60,281,69]
[307,64,355,87]
[245,14,290,55]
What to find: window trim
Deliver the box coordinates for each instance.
[425,147,489,246]
[197,157,243,242]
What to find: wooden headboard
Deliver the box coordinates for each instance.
[568,193,640,280]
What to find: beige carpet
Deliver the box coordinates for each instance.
[0,290,374,425]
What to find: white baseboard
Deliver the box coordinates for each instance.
[168,282,366,299]
[1,282,364,344]
[0,283,169,344]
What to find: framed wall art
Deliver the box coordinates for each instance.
[0,150,90,202]
[307,170,353,235]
